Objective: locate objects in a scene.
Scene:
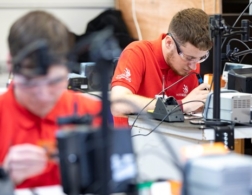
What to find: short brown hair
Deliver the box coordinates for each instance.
[168,8,212,51]
[8,10,70,59]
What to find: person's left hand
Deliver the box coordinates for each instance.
[182,83,210,113]
[3,144,47,185]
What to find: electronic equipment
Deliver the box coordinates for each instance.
[68,73,88,91]
[183,153,252,195]
[149,96,184,122]
[203,90,252,123]
[57,125,137,194]
[222,62,252,82]
[228,67,252,93]
[79,58,118,91]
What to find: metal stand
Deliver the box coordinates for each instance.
[208,15,250,150]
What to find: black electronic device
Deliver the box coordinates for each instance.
[150,97,184,122]
[68,73,88,91]
[78,58,118,91]
[57,127,137,195]
[227,67,252,93]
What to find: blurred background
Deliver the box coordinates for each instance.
[0,0,250,87]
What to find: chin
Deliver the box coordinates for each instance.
[28,103,55,116]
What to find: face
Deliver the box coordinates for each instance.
[163,33,209,76]
[13,65,69,117]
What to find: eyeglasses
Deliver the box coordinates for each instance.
[14,75,67,89]
[168,33,209,63]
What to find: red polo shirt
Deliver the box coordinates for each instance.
[111,34,199,127]
[0,86,101,188]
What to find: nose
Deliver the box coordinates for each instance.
[33,85,51,101]
[188,61,197,70]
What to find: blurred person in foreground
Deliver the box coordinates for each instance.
[110,8,212,127]
[0,10,101,188]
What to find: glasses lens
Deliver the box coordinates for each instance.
[198,51,209,63]
[180,51,209,63]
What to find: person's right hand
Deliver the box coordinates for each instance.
[182,83,210,113]
[3,144,47,185]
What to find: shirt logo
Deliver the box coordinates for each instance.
[183,84,189,94]
[116,68,131,82]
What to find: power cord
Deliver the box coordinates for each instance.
[111,98,184,174]
[130,72,201,130]
[132,100,205,137]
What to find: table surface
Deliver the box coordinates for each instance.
[128,115,252,141]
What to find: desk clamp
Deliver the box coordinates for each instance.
[211,124,235,150]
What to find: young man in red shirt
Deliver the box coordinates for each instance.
[0,11,101,188]
[111,8,212,127]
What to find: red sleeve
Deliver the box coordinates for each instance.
[111,45,145,94]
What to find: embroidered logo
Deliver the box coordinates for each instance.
[183,84,189,94]
[116,68,131,82]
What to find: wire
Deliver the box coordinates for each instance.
[201,0,205,11]
[131,0,142,40]
[232,49,252,57]
[240,53,252,62]
[226,38,251,62]
[221,1,252,49]
[111,98,184,174]
[130,72,199,130]
[208,38,250,95]
[132,100,205,137]
[214,0,216,14]
[227,38,250,50]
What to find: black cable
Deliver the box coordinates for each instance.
[111,98,184,174]
[221,1,252,49]
[233,49,252,57]
[132,100,205,137]
[240,53,252,62]
[130,72,200,130]
[227,38,250,49]
[226,38,251,63]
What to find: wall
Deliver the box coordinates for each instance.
[116,0,222,40]
[0,0,115,65]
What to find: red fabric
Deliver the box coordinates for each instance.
[0,86,101,188]
[111,33,199,127]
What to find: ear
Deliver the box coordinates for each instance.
[6,53,13,72]
[164,35,174,51]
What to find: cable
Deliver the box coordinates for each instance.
[130,72,200,130]
[132,100,205,137]
[201,0,205,11]
[225,38,251,62]
[214,0,216,14]
[240,53,252,62]
[227,38,250,50]
[221,1,252,49]
[131,0,142,40]
[112,98,184,174]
